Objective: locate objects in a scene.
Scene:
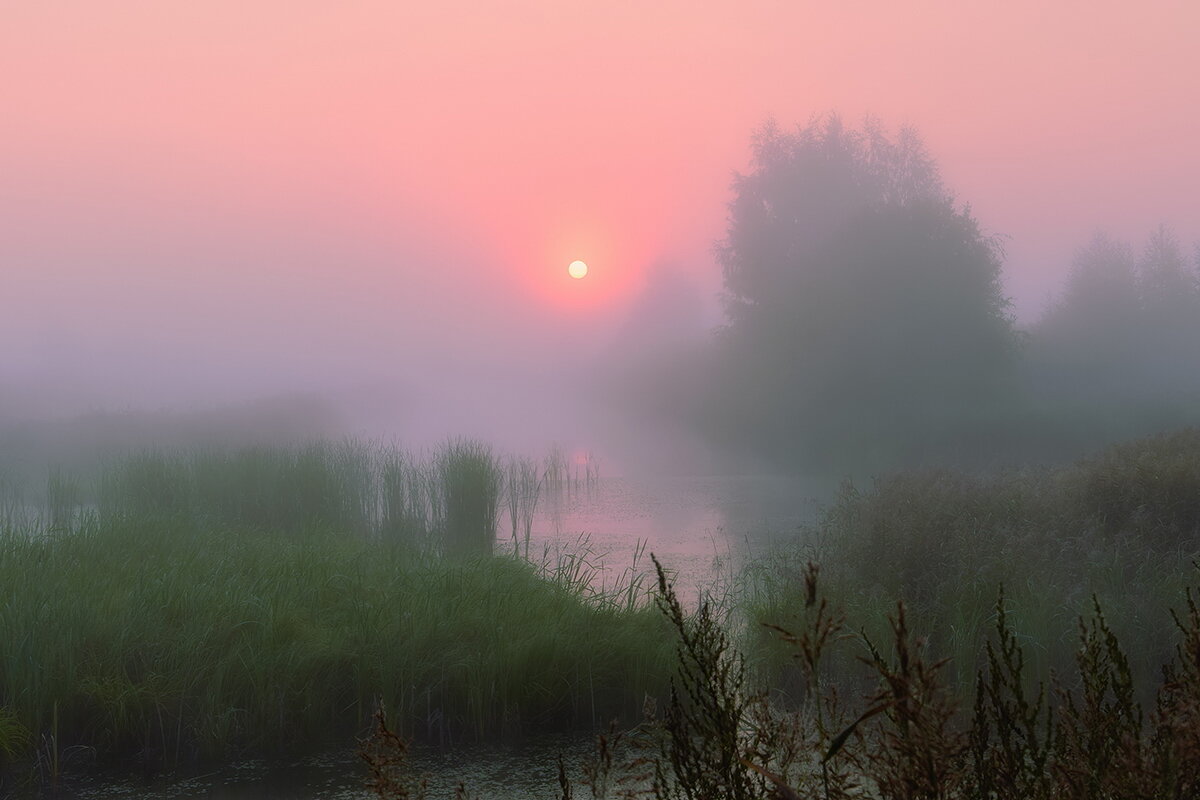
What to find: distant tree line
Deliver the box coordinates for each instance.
[637,116,1200,475]
[1023,225,1200,457]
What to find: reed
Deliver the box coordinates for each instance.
[46,437,542,552]
[438,439,502,556]
[379,446,438,544]
[544,443,571,495]
[503,455,542,558]
[584,451,601,492]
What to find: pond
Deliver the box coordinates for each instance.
[522,474,825,603]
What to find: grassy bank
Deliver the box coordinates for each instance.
[0,516,672,770]
[744,427,1200,702]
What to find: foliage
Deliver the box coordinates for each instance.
[1037,232,1141,359]
[669,563,1200,799]
[705,115,1018,473]
[636,118,1199,474]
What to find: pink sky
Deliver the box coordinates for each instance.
[2,1,1198,421]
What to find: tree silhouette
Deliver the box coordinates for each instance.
[1025,227,1200,455]
[705,116,1017,472]
[1036,232,1141,370]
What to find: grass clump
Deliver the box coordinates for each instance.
[439,439,502,556]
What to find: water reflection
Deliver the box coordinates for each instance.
[524,475,822,603]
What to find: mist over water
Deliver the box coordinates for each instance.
[4,4,1200,797]
[3,3,1197,478]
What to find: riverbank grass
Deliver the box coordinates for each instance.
[0,515,673,771]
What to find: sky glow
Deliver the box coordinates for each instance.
[2,1,1197,419]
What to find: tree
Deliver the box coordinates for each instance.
[1035,232,1141,370]
[1036,226,1200,386]
[1136,225,1200,391]
[1026,232,1145,448]
[1027,227,1200,453]
[1139,224,1195,313]
[705,116,1018,472]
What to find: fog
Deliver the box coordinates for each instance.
[7,8,1200,796]
[3,2,1199,481]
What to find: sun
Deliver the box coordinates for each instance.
[568,260,588,279]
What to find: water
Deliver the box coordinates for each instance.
[522,474,823,602]
[44,735,594,799]
[23,473,826,799]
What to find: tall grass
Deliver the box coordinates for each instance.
[0,437,666,775]
[504,455,542,558]
[16,425,1200,794]
[379,447,440,544]
[98,442,378,535]
[438,439,502,556]
[44,469,84,532]
[544,443,570,494]
[743,428,1200,706]
[79,438,509,553]
[0,515,674,769]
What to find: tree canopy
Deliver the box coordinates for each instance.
[704,117,1018,472]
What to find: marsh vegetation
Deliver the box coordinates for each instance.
[362,429,1200,798]
[0,439,674,792]
[3,429,1199,798]
[5,0,1198,794]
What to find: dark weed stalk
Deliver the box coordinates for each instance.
[571,720,653,800]
[1147,581,1200,798]
[762,561,858,798]
[1053,597,1143,798]
[762,562,845,712]
[360,704,429,800]
[968,586,1057,800]
[857,601,965,800]
[649,554,769,800]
